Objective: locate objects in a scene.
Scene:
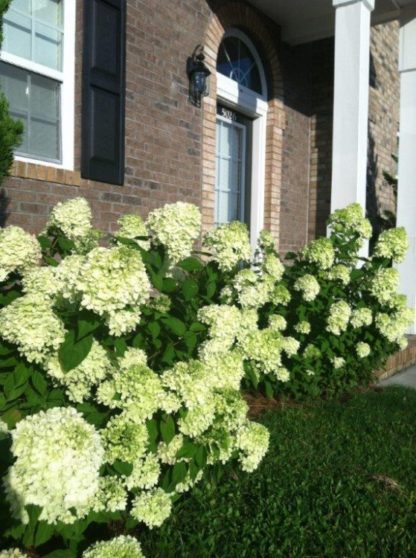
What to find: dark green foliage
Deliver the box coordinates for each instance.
[141,387,416,558]
[0,0,23,184]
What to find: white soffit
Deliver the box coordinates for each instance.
[247,0,416,45]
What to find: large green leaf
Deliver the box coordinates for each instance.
[58,330,93,372]
[160,415,176,444]
[182,278,199,301]
[162,316,186,336]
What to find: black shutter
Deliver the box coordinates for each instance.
[81,0,126,185]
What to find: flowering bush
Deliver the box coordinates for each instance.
[0,197,412,556]
[252,203,413,398]
[0,198,271,557]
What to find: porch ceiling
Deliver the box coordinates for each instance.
[248,0,416,45]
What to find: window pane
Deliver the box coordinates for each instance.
[216,36,262,94]
[33,0,63,27]
[3,9,32,60]
[3,0,63,70]
[0,62,61,162]
[34,21,63,70]
[30,73,60,160]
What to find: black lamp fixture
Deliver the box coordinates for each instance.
[187,45,211,107]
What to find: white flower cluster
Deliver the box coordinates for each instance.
[82,536,145,558]
[131,488,173,529]
[375,308,414,344]
[75,246,151,335]
[326,264,350,285]
[204,221,251,272]
[21,266,58,299]
[236,421,270,472]
[0,226,41,282]
[294,274,320,302]
[356,342,371,358]
[331,356,345,369]
[328,203,372,241]
[46,197,97,252]
[0,550,28,558]
[294,321,311,335]
[0,294,65,363]
[4,407,104,524]
[369,268,400,304]
[373,227,408,263]
[302,238,335,270]
[46,340,114,402]
[146,202,201,263]
[350,307,373,328]
[116,214,150,250]
[326,301,351,335]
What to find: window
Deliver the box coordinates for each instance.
[0,0,75,167]
[217,36,263,94]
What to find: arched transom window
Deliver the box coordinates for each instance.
[216,30,266,96]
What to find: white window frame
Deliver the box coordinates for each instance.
[0,0,76,170]
[216,28,268,248]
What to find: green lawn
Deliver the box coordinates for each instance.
[141,387,416,558]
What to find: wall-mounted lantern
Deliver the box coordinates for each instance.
[187,45,211,107]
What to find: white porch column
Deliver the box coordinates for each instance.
[397,6,416,333]
[331,0,374,215]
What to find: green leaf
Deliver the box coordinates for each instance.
[58,330,93,372]
[194,445,207,468]
[182,278,199,300]
[32,371,48,395]
[172,461,187,485]
[162,278,177,293]
[160,415,176,444]
[35,520,55,546]
[189,322,206,333]
[184,331,197,352]
[176,441,197,460]
[264,381,274,399]
[179,257,203,272]
[149,321,161,339]
[146,419,159,451]
[162,343,175,365]
[112,460,133,476]
[148,270,163,291]
[77,317,100,340]
[162,316,186,336]
[206,281,217,299]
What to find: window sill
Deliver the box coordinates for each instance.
[9,160,93,188]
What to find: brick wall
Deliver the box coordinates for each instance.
[367,20,400,234]
[0,1,402,254]
[2,0,210,233]
[279,45,311,254]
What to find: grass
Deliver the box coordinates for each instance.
[141,386,416,558]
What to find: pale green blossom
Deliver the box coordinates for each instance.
[326,301,351,335]
[328,203,372,240]
[294,321,311,334]
[373,227,408,263]
[350,307,373,328]
[294,274,320,301]
[369,268,400,304]
[82,536,145,558]
[131,488,172,528]
[116,214,150,250]
[331,356,345,369]
[356,342,371,358]
[4,407,103,525]
[0,294,65,363]
[302,238,335,270]
[92,476,128,513]
[46,340,113,402]
[125,454,161,490]
[326,264,350,285]
[146,202,201,263]
[236,421,270,473]
[0,226,41,282]
[102,413,148,464]
[204,221,251,271]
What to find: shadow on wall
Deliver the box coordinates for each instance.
[0,189,10,227]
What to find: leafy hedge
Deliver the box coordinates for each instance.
[0,197,412,557]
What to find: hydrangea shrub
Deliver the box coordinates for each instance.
[0,198,271,557]
[252,203,413,398]
[0,198,412,557]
